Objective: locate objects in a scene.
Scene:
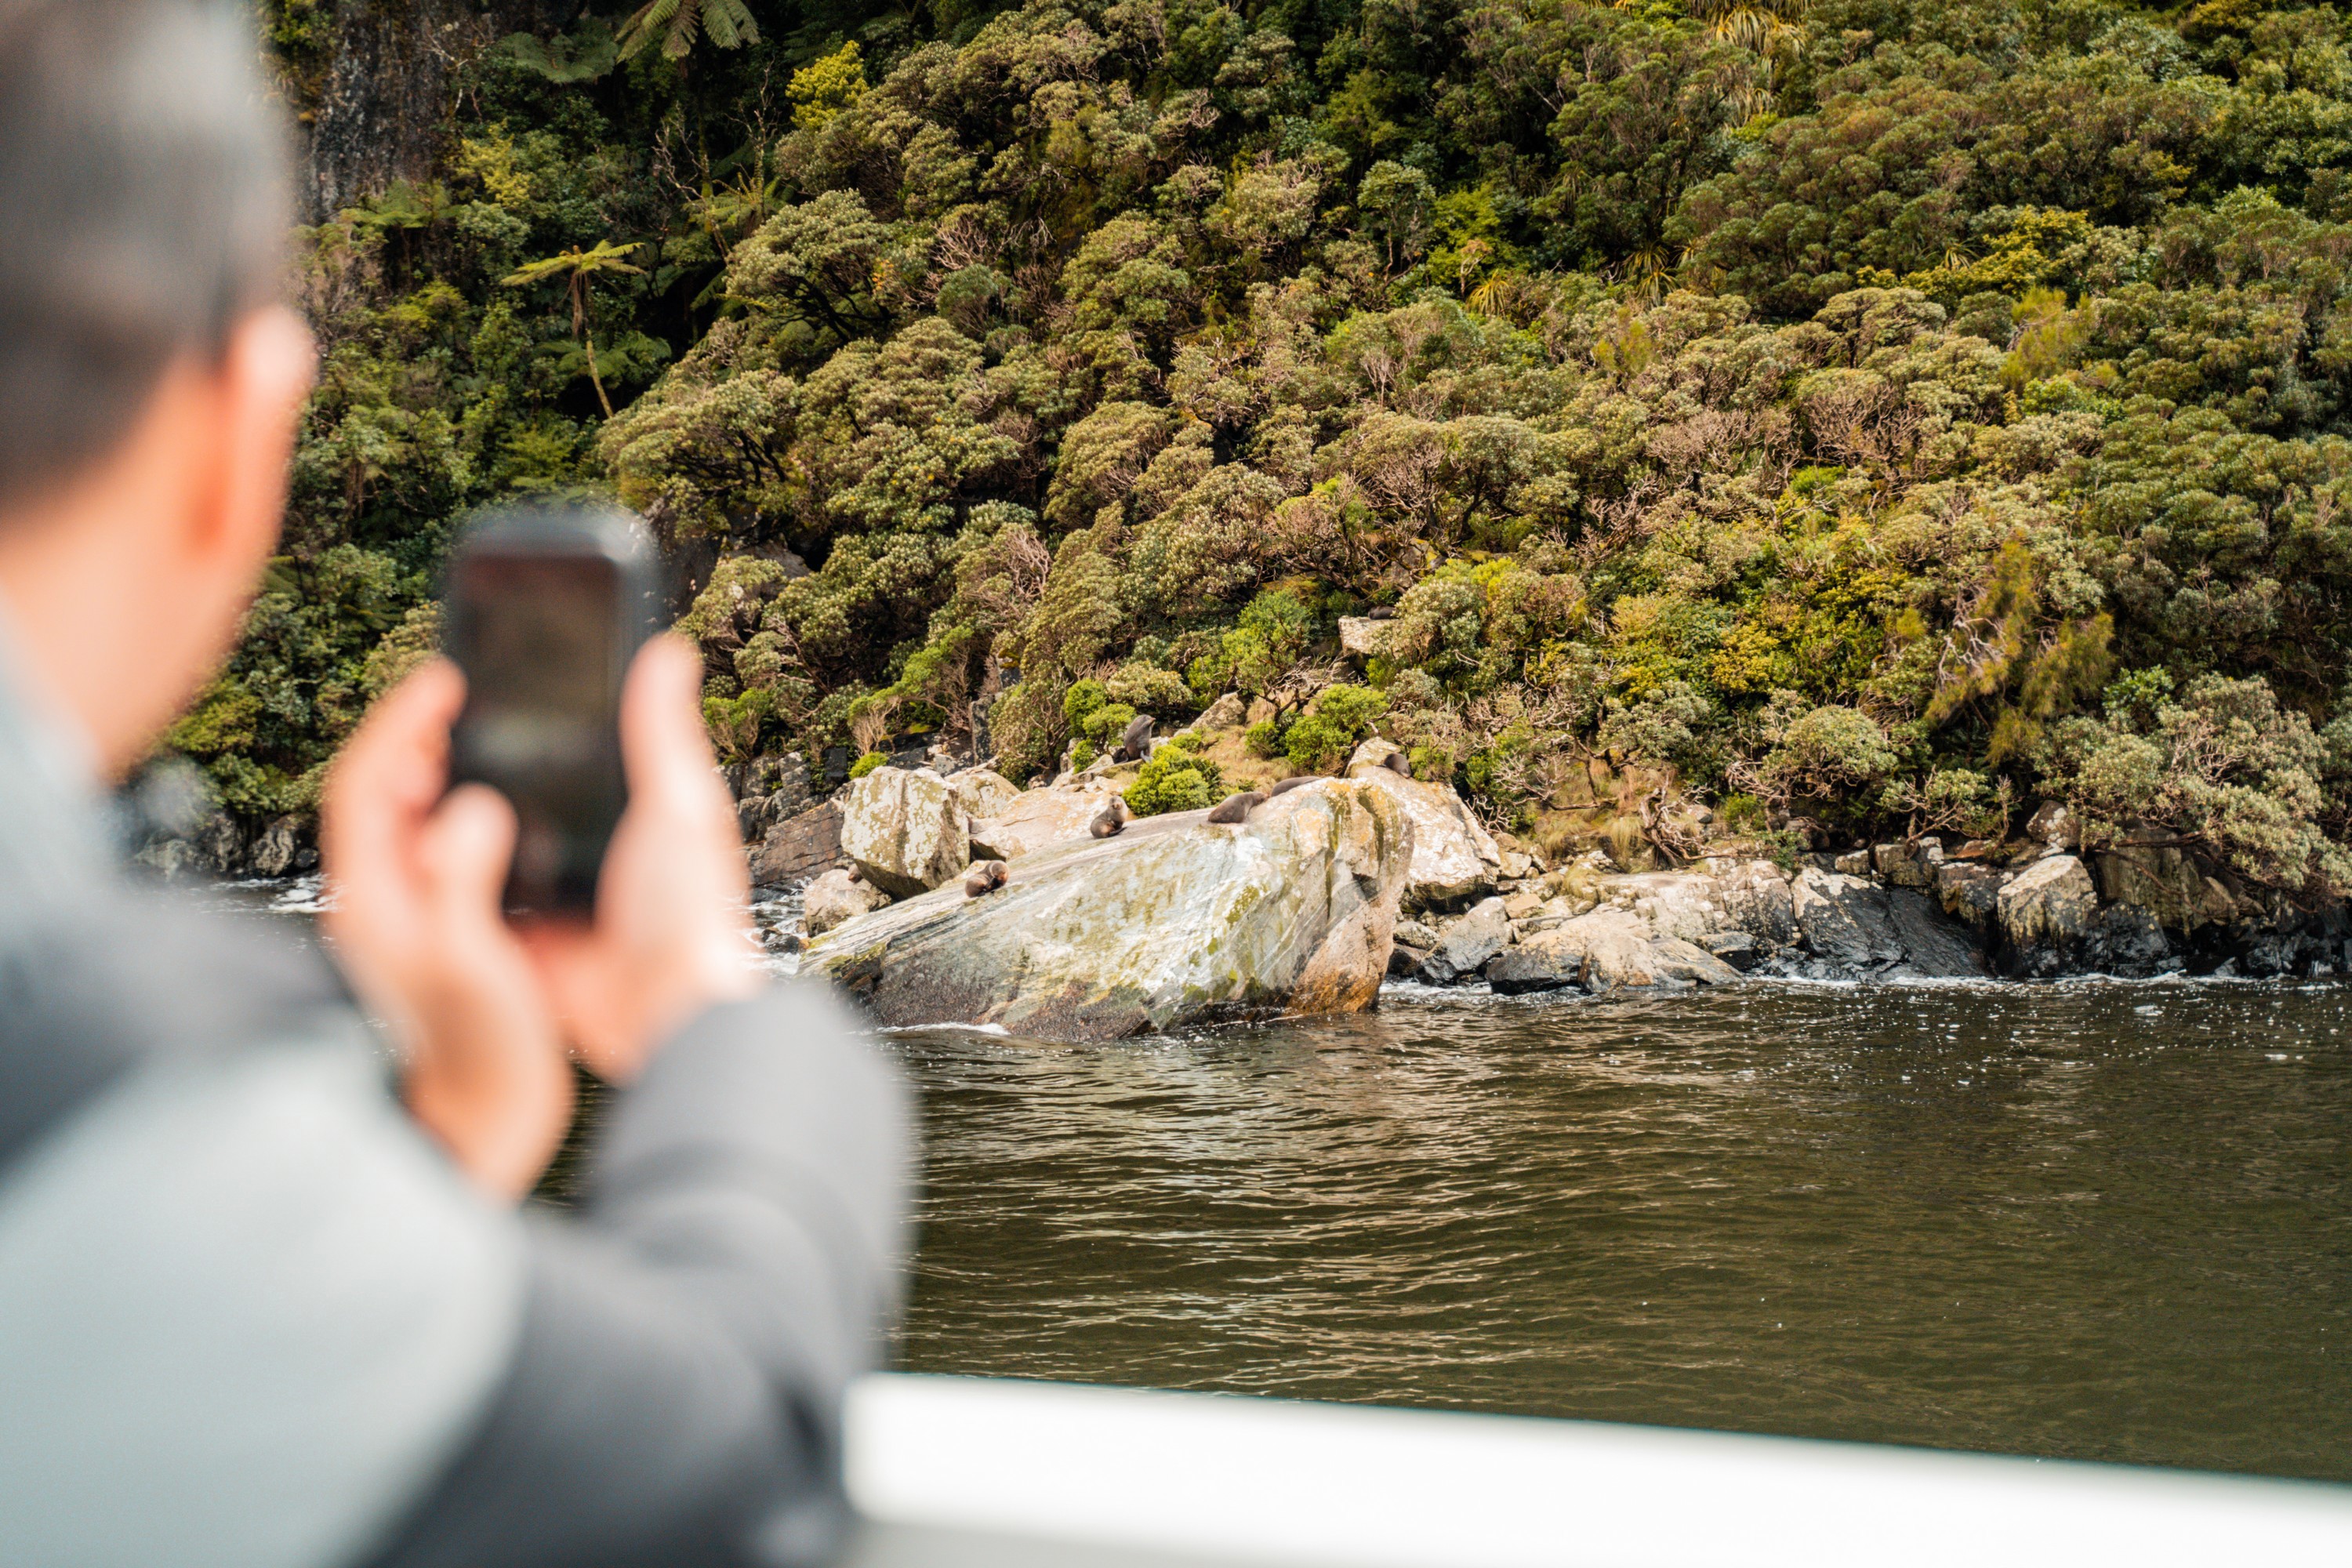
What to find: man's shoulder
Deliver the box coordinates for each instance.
[0,879,531,1568]
[0,875,354,1167]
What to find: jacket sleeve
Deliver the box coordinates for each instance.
[361,982,912,1568]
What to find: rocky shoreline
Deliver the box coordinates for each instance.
[728,720,2352,1041]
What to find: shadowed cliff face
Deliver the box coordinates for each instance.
[292,0,564,223]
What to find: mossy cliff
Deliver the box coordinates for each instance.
[166,1,2352,893]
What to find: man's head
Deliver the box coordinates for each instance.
[0,0,313,774]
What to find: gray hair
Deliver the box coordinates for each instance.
[0,0,290,507]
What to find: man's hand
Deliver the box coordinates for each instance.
[518,636,763,1083]
[321,662,572,1200]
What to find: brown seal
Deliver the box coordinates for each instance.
[1116,712,1155,762]
[1268,775,1317,796]
[963,859,1008,896]
[1089,799,1127,837]
[1205,789,1265,824]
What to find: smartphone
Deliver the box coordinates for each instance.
[444,502,661,913]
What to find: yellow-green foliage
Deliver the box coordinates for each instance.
[206,2,2352,887]
[1125,732,1226,816]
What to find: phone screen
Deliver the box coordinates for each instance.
[450,551,626,911]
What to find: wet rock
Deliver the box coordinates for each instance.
[1414,896,1510,985]
[808,779,1412,1040]
[1934,860,2002,929]
[1699,930,1759,971]
[804,868,891,937]
[1344,763,1503,911]
[1994,854,2175,977]
[2095,844,2237,931]
[838,766,971,898]
[249,815,305,878]
[750,800,843,889]
[1872,838,1939,891]
[1785,869,1986,978]
[196,811,245,875]
[968,779,1127,862]
[1998,854,2097,956]
[1490,908,1737,996]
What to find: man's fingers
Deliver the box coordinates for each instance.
[419,783,518,932]
[323,660,466,877]
[619,636,725,812]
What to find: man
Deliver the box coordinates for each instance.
[0,4,907,1566]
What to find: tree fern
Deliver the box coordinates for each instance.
[615,0,757,61]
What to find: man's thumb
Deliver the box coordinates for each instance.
[420,783,518,922]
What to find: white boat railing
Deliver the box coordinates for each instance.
[844,1373,2352,1566]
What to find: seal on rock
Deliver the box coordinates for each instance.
[1205,789,1265,824]
[1268,775,1317,797]
[1116,713,1155,762]
[1382,750,1411,776]
[963,859,1008,896]
[1090,798,1128,838]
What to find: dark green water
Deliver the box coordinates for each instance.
[889,981,2352,1482]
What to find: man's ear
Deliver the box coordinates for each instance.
[191,305,315,568]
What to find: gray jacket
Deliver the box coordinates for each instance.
[0,673,909,1568]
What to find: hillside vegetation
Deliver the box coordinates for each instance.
[221,0,2352,889]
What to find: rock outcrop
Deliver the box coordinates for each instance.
[803,868,891,937]
[839,767,971,898]
[1410,896,1511,984]
[1488,908,1737,995]
[750,800,844,888]
[948,768,1023,822]
[806,779,1413,1040]
[968,778,1129,862]
[1345,743,1502,910]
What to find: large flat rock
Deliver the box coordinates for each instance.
[807,779,1414,1041]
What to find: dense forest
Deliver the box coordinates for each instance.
[211,0,2352,889]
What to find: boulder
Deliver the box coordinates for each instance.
[948,767,1023,821]
[969,779,1127,862]
[1338,616,1393,659]
[1488,908,1737,996]
[839,766,971,898]
[1195,691,1247,732]
[2026,800,2079,850]
[1344,766,1503,911]
[1413,897,1510,985]
[807,779,1414,1040]
[1832,850,1871,877]
[2096,844,2237,931]
[1998,855,2098,956]
[1997,852,2175,978]
[1700,930,1759,971]
[1872,839,1937,890]
[249,815,306,878]
[803,868,891,937]
[1388,919,1438,977]
[1934,860,2002,929]
[750,800,844,888]
[1785,869,1986,979]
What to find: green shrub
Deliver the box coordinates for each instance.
[848,750,885,779]
[1063,680,1109,731]
[1125,733,1225,816]
[1284,684,1388,773]
[1106,660,1192,713]
[1245,717,1287,758]
[1080,700,1138,746]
